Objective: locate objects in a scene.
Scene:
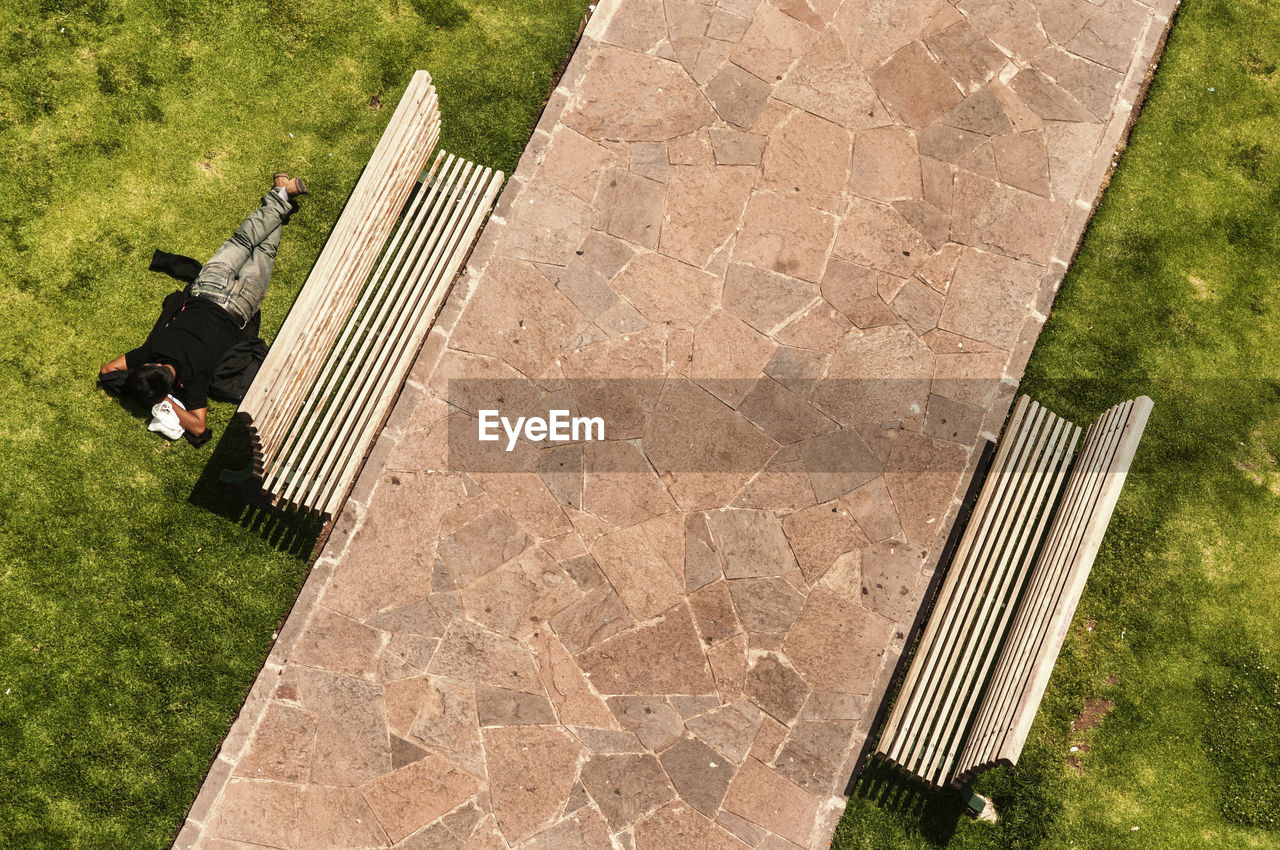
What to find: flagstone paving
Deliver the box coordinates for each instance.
[177,0,1173,845]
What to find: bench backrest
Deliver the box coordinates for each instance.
[874,395,1152,787]
[236,71,503,517]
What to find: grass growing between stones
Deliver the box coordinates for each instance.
[0,0,584,845]
[834,1,1280,847]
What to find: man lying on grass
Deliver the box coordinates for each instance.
[99,174,308,444]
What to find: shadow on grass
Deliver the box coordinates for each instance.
[188,417,322,559]
[844,760,968,847]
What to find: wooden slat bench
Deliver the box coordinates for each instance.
[874,394,1153,797]
[230,71,503,517]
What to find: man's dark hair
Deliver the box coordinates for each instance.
[126,364,174,407]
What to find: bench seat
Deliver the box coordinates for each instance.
[874,394,1152,788]
[234,71,503,517]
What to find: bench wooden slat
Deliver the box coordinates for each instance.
[879,398,1079,784]
[951,397,1151,784]
[263,152,462,500]
[313,165,504,517]
[241,73,440,458]
[292,160,496,512]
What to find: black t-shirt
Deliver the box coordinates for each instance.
[125,298,241,410]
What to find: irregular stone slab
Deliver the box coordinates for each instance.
[582,441,677,528]
[591,513,686,620]
[938,246,1043,348]
[540,126,615,202]
[859,539,929,622]
[955,0,1050,59]
[528,626,618,729]
[685,699,762,764]
[738,376,836,445]
[782,500,867,583]
[291,606,382,680]
[924,393,986,445]
[893,198,951,250]
[735,190,837,283]
[662,165,756,267]
[1067,0,1149,71]
[600,0,667,52]
[761,109,852,203]
[435,512,529,591]
[597,168,666,249]
[408,677,485,778]
[705,63,773,129]
[883,431,968,548]
[570,726,647,753]
[208,778,300,848]
[798,429,884,503]
[484,725,583,842]
[1007,68,1097,123]
[812,325,935,426]
[296,786,388,848]
[773,720,855,794]
[460,545,581,639]
[720,757,820,847]
[850,126,921,202]
[819,259,899,330]
[390,734,428,769]
[608,696,685,750]
[707,633,751,702]
[610,251,721,327]
[1034,45,1122,121]
[559,326,668,438]
[761,346,830,402]
[523,808,613,850]
[550,586,634,654]
[1045,120,1104,202]
[950,170,1066,264]
[710,128,768,165]
[723,263,819,336]
[705,509,798,578]
[540,444,583,512]
[429,620,544,694]
[635,801,750,850]
[500,180,597,267]
[731,2,820,81]
[690,309,778,408]
[745,652,810,724]
[868,41,964,128]
[359,753,482,843]
[450,258,591,378]
[287,668,390,787]
[833,195,929,278]
[776,29,892,130]
[992,130,1051,197]
[236,702,315,782]
[475,684,557,727]
[728,577,806,635]
[891,277,945,333]
[577,604,716,694]
[840,477,903,542]
[689,579,744,645]
[580,753,676,830]
[783,587,895,694]
[940,87,1013,136]
[925,19,1007,91]
[564,45,715,141]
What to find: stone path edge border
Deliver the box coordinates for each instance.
[171,0,1179,843]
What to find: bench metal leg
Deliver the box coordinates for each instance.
[957,781,985,816]
[218,461,255,486]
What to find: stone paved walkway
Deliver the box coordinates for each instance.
[177,0,1173,845]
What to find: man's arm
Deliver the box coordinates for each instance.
[100,354,128,375]
[168,399,208,436]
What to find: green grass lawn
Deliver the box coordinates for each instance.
[0,0,584,845]
[834,0,1280,847]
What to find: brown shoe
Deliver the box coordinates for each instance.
[273,173,307,197]
[273,172,289,188]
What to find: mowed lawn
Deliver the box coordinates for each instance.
[0,0,584,845]
[835,0,1280,847]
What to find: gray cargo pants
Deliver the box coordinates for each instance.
[190,189,291,327]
